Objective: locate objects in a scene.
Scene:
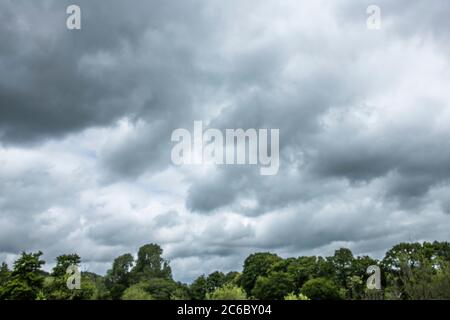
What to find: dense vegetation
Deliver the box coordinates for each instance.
[1,241,450,300]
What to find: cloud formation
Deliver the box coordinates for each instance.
[1,0,450,282]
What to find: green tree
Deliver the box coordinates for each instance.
[315,256,335,278]
[224,271,240,285]
[275,256,321,291]
[344,255,379,299]
[241,253,282,296]
[0,262,10,287]
[52,254,81,277]
[122,283,153,300]
[206,283,247,300]
[382,242,441,299]
[105,253,134,299]
[74,274,96,300]
[382,242,423,274]
[431,262,450,299]
[131,244,172,282]
[328,248,354,290]
[0,251,45,300]
[347,275,364,300]
[170,284,191,300]
[206,271,226,293]
[145,277,178,300]
[284,292,310,300]
[431,241,450,261]
[391,255,450,300]
[301,278,343,300]
[84,272,110,300]
[46,255,95,300]
[252,272,295,300]
[190,275,207,300]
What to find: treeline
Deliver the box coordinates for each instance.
[1,241,450,300]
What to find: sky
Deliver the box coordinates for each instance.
[1,0,450,282]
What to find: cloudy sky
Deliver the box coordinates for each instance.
[1,0,450,282]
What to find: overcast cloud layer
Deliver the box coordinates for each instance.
[1,0,450,282]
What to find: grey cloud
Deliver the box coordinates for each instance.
[1,0,450,282]
[186,167,251,213]
[0,0,209,144]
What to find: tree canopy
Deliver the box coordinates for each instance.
[1,241,450,300]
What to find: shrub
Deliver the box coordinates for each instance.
[206,283,247,300]
[121,283,153,300]
[301,278,343,300]
[284,292,310,300]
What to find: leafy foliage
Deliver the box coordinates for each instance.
[131,244,172,282]
[241,252,282,296]
[105,253,134,299]
[0,263,10,287]
[0,251,45,300]
[2,241,450,300]
[301,278,343,300]
[252,272,296,300]
[206,283,247,300]
[284,292,310,300]
[52,254,81,277]
[121,283,153,300]
[190,275,208,300]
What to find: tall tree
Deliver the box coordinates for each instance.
[206,283,247,300]
[105,253,134,299]
[351,255,379,299]
[190,275,207,300]
[0,262,10,287]
[269,256,323,292]
[121,283,153,300]
[252,272,295,300]
[131,244,172,282]
[144,278,178,300]
[301,278,343,300]
[46,254,96,300]
[328,248,354,290]
[224,271,240,285]
[206,271,226,293]
[382,242,423,274]
[52,254,81,277]
[0,252,45,300]
[241,252,282,296]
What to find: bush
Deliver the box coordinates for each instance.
[284,292,310,300]
[145,278,178,300]
[121,283,153,300]
[301,278,343,300]
[206,284,247,300]
[252,272,295,300]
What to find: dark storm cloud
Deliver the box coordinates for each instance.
[305,101,450,208]
[1,0,450,281]
[0,0,210,144]
[182,0,450,214]
[186,167,253,213]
